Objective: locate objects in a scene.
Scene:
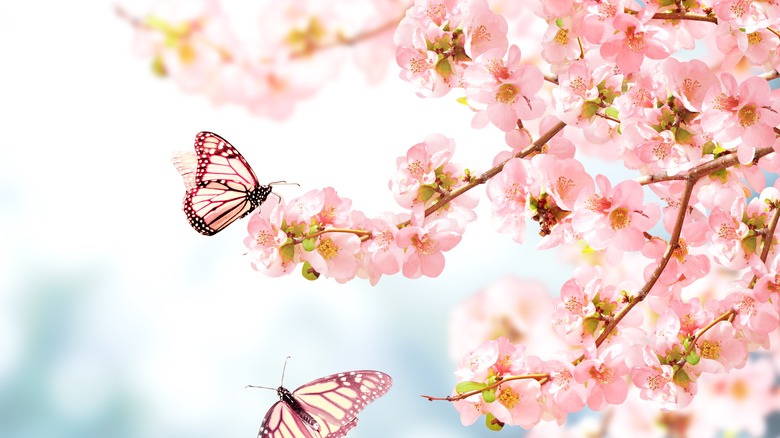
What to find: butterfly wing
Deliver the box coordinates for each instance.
[192,131,259,186]
[173,131,271,235]
[258,401,319,438]
[291,371,392,437]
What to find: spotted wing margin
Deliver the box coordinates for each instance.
[195,131,259,186]
[291,371,392,433]
[258,401,319,438]
[183,180,254,235]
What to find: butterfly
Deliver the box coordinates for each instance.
[172,131,273,235]
[248,362,392,438]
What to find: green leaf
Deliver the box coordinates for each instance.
[151,56,167,77]
[685,351,700,365]
[301,261,319,281]
[457,96,469,106]
[485,413,504,431]
[583,316,600,335]
[435,57,454,80]
[481,388,496,403]
[674,126,694,144]
[581,101,600,119]
[604,106,619,119]
[455,381,486,394]
[302,237,316,252]
[279,241,295,262]
[419,184,437,203]
[673,368,692,387]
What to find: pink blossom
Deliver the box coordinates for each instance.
[551,267,600,344]
[487,378,542,428]
[462,0,509,58]
[244,197,296,276]
[662,58,720,112]
[726,289,780,347]
[711,0,780,32]
[394,30,452,97]
[453,394,489,426]
[694,321,748,373]
[396,218,462,278]
[448,276,565,361]
[394,0,509,97]
[304,232,361,283]
[532,154,594,211]
[571,175,660,254]
[544,360,587,415]
[612,71,663,124]
[540,16,581,65]
[454,338,500,382]
[285,189,326,225]
[642,235,711,289]
[653,308,683,354]
[573,344,629,411]
[315,187,352,227]
[463,45,546,131]
[572,0,622,45]
[390,134,457,209]
[486,158,533,243]
[599,13,671,74]
[358,215,405,285]
[627,345,696,409]
[552,59,618,127]
[701,74,780,164]
[708,196,751,270]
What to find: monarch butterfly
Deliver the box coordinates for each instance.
[247,360,392,438]
[172,131,273,235]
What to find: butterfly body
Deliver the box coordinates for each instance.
[173,131,272,235]
[255,370,392,438]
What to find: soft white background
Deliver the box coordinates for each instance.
[0,2,572,437]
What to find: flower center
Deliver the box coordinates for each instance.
[374,230,394,251]
[495,83,519,104]
[256,230,276,247]
[413,234,437,255]
[626,27,647,52]
[700,339,721,360]
[317,238,339,260]
[554,28,569,45]
[591,364,616,384]
[498,387,520,409]
[738,104,758,127]
[609,207,630,230]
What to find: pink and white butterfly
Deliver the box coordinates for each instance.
[248,362,392,438]
[172,131,273,235]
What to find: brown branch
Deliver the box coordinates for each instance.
[623,8,718,24]
[637,146,775,186]
[591,176,695,347]
[420,374,549,402]
[396,120,567,229]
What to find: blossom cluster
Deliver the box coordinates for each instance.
[244,134,474,284]
[450,243,780,430]
[138,0,780,432]
[125,0,407,119]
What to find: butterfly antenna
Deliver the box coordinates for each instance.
[244,356,292,391]
[280,355,292,387]
[268,181,300,187]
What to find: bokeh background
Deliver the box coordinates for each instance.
[0,2,571,437]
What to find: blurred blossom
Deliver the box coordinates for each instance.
[448,276,566,361]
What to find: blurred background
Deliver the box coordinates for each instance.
[0,2,568,437]
[3,1,780,437]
